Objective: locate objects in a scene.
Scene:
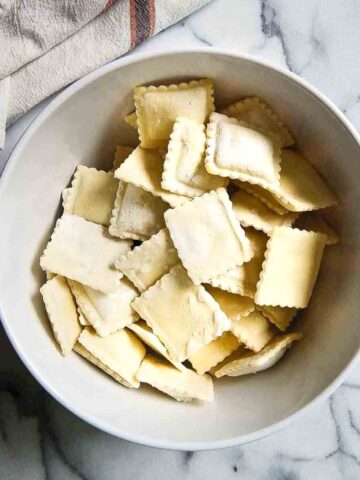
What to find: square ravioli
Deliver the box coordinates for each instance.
[208,228,268,297]
[188,332,240,375]
[262,150,338,212]
[255,227,327,308]
[205,113,281,186]
[40,275,81,355]
[134,79,214,148]
[230,310,275,352]
[76,328,146,388]
[231,189,297,234]
[206,285,255,320]
[114,146,189,207]
[109,181,167,241]
[214,333,302,378]
[234,180,288,215]
[112,145,134,170]
[131,264,231,363]
[161,117,228,197]
[63,165,118,226]
[128,321,185,371]
[115,228,179,292]
[257,305,298,332]
[165,188,253,285]
[136,355,214,402]
[222,96,294,147]
[67,278,139,337]
[40,213,132,293]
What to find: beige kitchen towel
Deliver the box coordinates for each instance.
[0,0,211,148]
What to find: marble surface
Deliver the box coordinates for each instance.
[1,0,360,478]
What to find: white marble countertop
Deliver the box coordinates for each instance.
[1,1,360,478]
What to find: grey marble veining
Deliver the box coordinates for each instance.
[1,1,360,479]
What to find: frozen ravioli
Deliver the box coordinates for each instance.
[129,321,185,371]
[231,189,297,234]
[215,333,302,378]
[76,328,146,388]
[115,228,179,292]
[40,213,132,293]
[40,275,81,355]
[209,229,268,297]
[109,182,167,241]
[205,113,282,186]
[222,96,294,147]
[63,165,118,226]
[257,305,298,332]
[136,355,214,402]
[261,150,338,212]
[114,146,189,207]
[230,310,275,352]
[131,264,231,363]
[255,227,327,308]
[165,188,253,285]
[67,278,139,337]
[206,285,255,320]
[134,79,214,148]
[188,332,240,375]
[162,117,227,197]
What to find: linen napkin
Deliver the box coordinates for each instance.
[0,0,211,148]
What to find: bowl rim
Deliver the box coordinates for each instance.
[1,47,360,451]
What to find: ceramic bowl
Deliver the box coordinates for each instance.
[1,49,359,450]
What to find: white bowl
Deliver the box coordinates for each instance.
[1,49,360,451]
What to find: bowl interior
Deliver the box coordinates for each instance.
[1,51,359,449]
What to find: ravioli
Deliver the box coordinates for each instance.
[162,117,227,197]
[134,79,214,148]
[136,355,214,402]
[40,275,81,355]
[215,333,302,378]
[109,182,167,241]
[131,264,231,363]
[40,213,132,293]
[165,188,253,285]
[115,228,179,292]
[255,227,327,308]
[63,165,118,226]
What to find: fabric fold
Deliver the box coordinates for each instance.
[0,0,212,149]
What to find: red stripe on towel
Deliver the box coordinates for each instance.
[130,0,137,48]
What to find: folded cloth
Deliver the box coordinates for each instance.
[0,0,211,148]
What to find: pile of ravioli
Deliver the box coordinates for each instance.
[40,79,339,403]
